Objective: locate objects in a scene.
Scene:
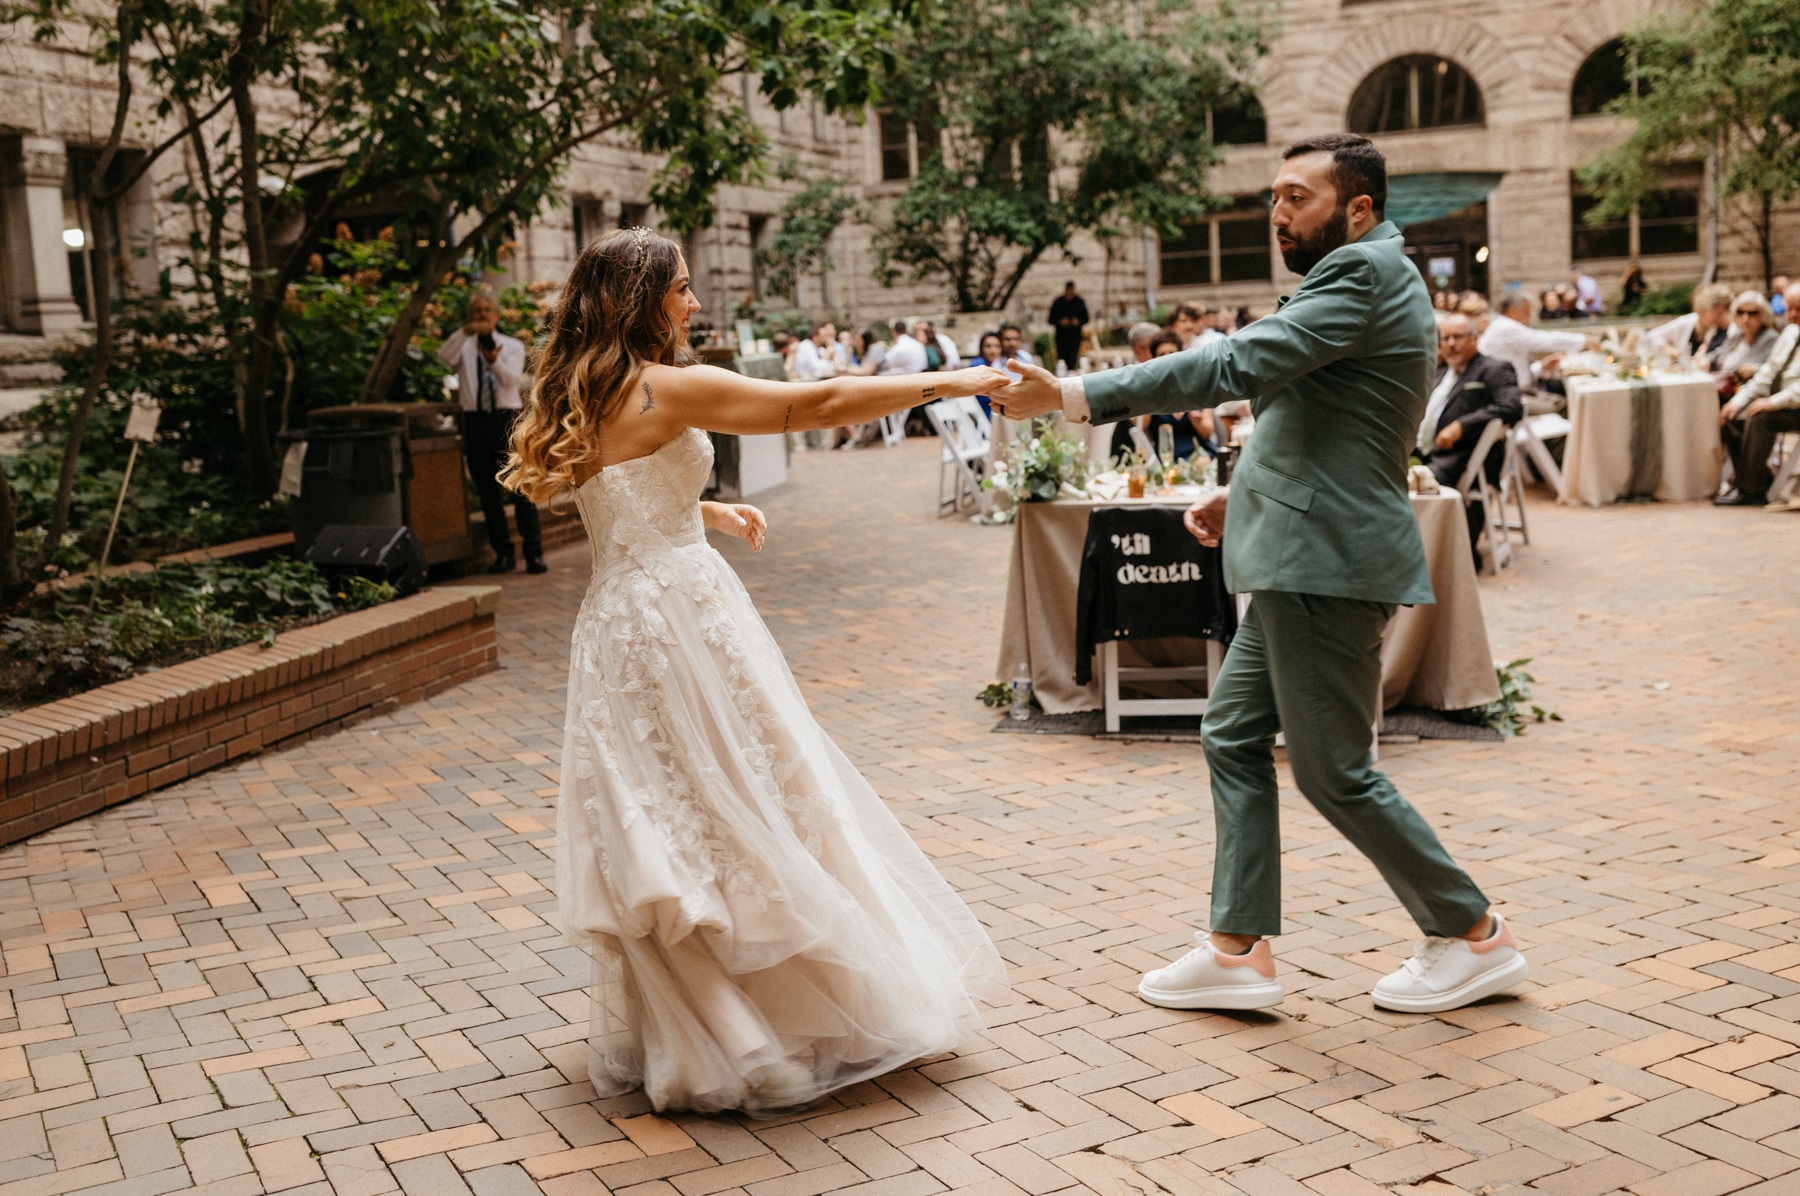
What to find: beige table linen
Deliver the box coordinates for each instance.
[997,492,1499,715]
[1559,373,1720,506]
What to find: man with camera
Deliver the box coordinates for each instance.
[439,292,545,574]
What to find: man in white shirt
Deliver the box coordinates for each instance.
[793,321,840,382]
[879,319,927,374]
[1718,281,1800,507]
[1477,293,1595,398]
[438,293,542,574]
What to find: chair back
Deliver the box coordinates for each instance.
[1452,419,1509,498]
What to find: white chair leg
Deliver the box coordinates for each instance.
[1102,641,1121,733]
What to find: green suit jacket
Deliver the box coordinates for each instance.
[1084,221,1435,605]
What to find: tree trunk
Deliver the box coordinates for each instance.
[1700,142,1720,286]
[1759,191,1774,293]
[227,0,279,495]
[356,243,455,406]
[23,202,117,585]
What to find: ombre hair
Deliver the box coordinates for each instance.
[501,227,685,503]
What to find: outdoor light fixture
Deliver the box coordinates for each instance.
[1474,245,1490,263]
[62,228,85,249]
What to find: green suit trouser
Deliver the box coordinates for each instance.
[1201,591,1490,939]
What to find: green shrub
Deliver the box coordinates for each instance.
[0,557,396,712]
[1618,283,1692,317]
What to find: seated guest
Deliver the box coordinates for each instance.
[1417,314,1522,567]
[998,322,1037,368]
[1113,334,1217,462]
[1456,293,1491,335]
[1772,276,1791,321]
[1478,292,1596,399]
[879,318,926,375]
[1125,321,1162,364]
[1716,281,1800,507]
[1166,303,1205,349]
[972,330,1006,419]
[1195,308,1225,346]
[1539,289,1568,319]
[1642,283,1733,363]
[1716,292,1779,385]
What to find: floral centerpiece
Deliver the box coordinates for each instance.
[981,424,1094,522]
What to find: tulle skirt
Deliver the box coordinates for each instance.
[557,543,1008,1115]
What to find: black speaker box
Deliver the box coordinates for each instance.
[304,524,428,595]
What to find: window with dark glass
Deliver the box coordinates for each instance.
[878,110,911,181]
[1348,56,1484,133]
[1210,92,1266,146]
[1571,39,1631,117]
[1159,222,1212,287]
[1637,185,1699,256]
[1570,188,1630,260]
[1218,211,1273,282]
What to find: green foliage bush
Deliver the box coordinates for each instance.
[0,558,395,712]
[1617,283,1692,317]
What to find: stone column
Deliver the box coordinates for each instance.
[1,136,84,334]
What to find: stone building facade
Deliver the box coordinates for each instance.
[1,0,1794,350]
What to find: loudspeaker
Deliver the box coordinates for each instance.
[305,524,428,595]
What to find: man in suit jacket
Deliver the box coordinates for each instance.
[1420,315,1521,569]
[996,134,1526,1016]
[439,292,544,574]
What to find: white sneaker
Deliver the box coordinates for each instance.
[1137,936,1284,1010]
[1371,914,1529,1013]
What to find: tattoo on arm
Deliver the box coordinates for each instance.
[921,385,936,400]
[780,403,794,433]
[639,381,654,413]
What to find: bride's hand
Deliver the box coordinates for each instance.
[706,502,767,551]
[937,366,1013,399]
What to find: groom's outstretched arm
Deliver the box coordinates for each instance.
[997,251,1375,425]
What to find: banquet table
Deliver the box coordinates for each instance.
[1559,372,1719,506]
[996,490,1500,716]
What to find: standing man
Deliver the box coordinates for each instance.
[440,293,544,574]
[995,134,1527,1015]
[1048,281,1089,373]
[1478,292,1595,401]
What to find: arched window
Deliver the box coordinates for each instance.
[1347,55,1484,134]
[1571,38,1643,117]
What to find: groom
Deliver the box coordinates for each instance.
[996,134,1527,1014]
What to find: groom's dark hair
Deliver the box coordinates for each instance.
[1283,133,1386,219]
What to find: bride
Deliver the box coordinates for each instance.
[501,227,1012,1116]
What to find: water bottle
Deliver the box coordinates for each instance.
[1009,662,1033,722]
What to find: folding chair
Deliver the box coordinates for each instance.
[1454,419,1512,574]
[1100,640,1224,733]
[925,399,989,516]
[1510,412,1570,494]
[879,411,906,447]
[1769,432,1800,504]
[1497,423,1530,545]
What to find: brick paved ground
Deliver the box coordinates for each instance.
[4,437,1800,1196]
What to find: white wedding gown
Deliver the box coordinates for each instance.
[557,427,1008,1115]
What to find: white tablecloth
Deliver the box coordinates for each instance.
[1560,373,1719,506]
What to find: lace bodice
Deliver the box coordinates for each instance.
[574,428,713,574]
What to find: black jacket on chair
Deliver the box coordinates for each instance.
[1421,352,1522,487]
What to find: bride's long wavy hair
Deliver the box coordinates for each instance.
[501,227,686,503]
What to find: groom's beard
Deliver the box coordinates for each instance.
[1280,205,1352,276]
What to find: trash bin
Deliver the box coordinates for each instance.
[294,402,474,565]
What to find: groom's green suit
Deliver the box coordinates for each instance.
[1082,221,1489,938]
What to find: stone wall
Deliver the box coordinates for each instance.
[0,586,502,848]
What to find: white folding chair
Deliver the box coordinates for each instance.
[1769,432,1800,504]
[879,411,906,447]
[1454,419,1512,574]
[925,399,989,516]
[955,395,994,443]
[1498,424,1530,545]
[1511,412,1570,494]
[1100,640,1224,733]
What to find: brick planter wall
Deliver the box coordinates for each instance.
[0,584,502,848]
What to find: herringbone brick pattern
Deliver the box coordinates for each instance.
[3,438,1799,1196]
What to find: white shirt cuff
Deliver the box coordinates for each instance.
[1060,376,1091,423]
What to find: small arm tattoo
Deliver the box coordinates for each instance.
[780,403,794,433]
[639,380,654,413]
[921,385,936,400]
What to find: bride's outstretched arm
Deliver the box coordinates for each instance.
[640,363,1012,437]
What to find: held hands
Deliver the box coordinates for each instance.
[704,503,767,552]
[1183,488,1228,548]
[939,365,1015,399]
[990,360,1062,420]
